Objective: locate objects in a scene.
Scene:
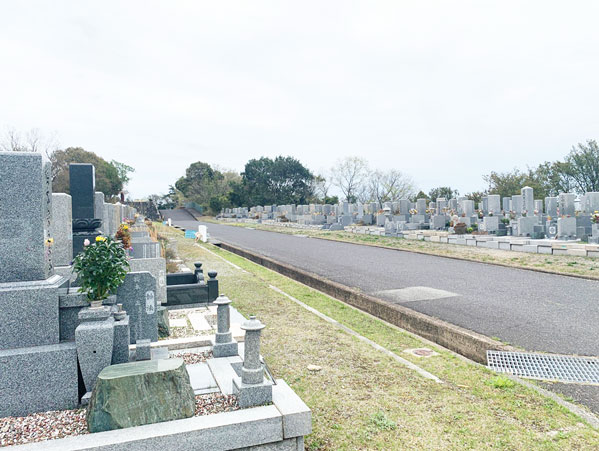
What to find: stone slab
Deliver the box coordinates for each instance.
[50,193,73,267]
[0,342,78,417]
[207,356,243,395]
[116,271,158,343]
[129,257,167,305]
[0,275,64,349]
[0,151,53,283]
[188,312,212,332]
[272,379,312,439]
[186,362,218,394]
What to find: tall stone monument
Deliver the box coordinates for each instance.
[0,151,79,417]
[70,163,102,257]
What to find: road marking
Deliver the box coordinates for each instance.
[268,285,443,384]
[376,286,458,303]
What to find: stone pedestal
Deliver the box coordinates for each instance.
[232,316,272,408]
[75,306,115,395]
[212,295,238,358]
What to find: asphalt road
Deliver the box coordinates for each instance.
[162,209,599,413]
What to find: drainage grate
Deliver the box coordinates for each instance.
[487,351,599,384]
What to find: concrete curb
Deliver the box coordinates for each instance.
[216,241,513,364]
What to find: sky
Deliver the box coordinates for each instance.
[1,1,599,199]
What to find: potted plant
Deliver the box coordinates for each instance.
[73,236,130,308]
[115,222,132,250]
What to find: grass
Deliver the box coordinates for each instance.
[203,218,599,280]
[156,223,599,449]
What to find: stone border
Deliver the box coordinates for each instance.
[9,380,310,451]
[216,242,512,364]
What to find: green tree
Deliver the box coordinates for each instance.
[50,147,128,198]
[428,186,459,201]
[411,191,430,202]
[242,156,314,206]
[465,191,486,205]
[562,140,599,193]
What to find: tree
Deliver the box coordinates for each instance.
[465,191,486,205]
[368,169,415,207]
[331,157,369,203]
[110,160,135,187]
[562,140,599,193]
[0,127,58,156]
[313,173,333,203]
[242,156,314,206]
[411,191,430,202]
[175,161,223,206]
[50,147,128,198]
[428,186,459,201]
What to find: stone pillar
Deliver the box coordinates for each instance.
[212,295,238,358]
[232,316,272,408]
[193,262,204,283]
[207,271,219,301]
[70,164,102,257]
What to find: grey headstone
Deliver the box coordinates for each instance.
[117,271,158,343]
[129,257,167,305]
[50,193,73,267]
[0,151,53,283]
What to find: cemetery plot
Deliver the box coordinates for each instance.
[162,224,599,449]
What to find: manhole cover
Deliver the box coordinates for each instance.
[487,351,599,384]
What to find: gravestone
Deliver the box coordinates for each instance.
[50,193,73,267]
[488,195,500,215]
[511,195,523,215]
[116,271,158,343]
[129,257,167,305]
[521,186,534,214]
[502,197,511,213]
[0,152,78,417]
[558,217,577,238]
[0,152,53,283]
[70,164,102,257]
[545,197,558,217]
[416,198,427,214]
[559,193,576,217]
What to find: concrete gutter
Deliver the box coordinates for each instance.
[216,241,513,364]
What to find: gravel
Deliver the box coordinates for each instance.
[195,393,239,416]
[174,350,213,365]
[0,408,87,448]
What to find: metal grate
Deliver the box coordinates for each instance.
[487,350,599,384]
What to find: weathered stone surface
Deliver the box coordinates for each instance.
[0,342,78,417]
[0,151,53,283]
[116,271,158,343]
[86,358,195,432]
[157,305,170,338]
[50,193,73,267]
[129,257,167,305]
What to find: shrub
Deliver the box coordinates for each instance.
[73,236,129,301]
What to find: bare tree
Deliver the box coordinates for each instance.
[0,127,59,158]
[331,157,369,203]
[313,173,333,202]
[368,169,415,207]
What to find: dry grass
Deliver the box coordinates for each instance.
[157,222,599,450]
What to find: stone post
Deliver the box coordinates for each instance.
[207,271,219,301]
[241,316,265,384]
[232,316,272,407]
[212,295,238,357]
[193,262,204,283]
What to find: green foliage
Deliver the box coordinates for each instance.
[242,156,314,206]
[174,161,240,213]
[50,147,132,198]
[488,375,516,390]
[411,190,430,202]
[563,139,599,193]
[429,186,459,201]
[73,236,129,301]
[370,411,397,431]
[465,191,486,205]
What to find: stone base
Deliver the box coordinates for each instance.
[59,288,88,341]
[54,265,77,283]
[0,342,78,417]
[0,274,66,350]
[157,306,170,338]
[112,316,130,364]
[212,340,239,358]
[232,377,273,408]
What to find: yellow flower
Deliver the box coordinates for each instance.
[123,224,129,230]
[96,236,106,242]
[45,238,54,245]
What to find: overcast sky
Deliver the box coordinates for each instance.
[1,1,598,199]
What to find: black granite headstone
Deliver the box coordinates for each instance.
[70,164,102,257]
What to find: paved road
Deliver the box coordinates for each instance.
[162,209,599,413]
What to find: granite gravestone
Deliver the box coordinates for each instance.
[0,152,79,417]
[116,271,158,343]
[70,164,102,257]
[50,193,73,267]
